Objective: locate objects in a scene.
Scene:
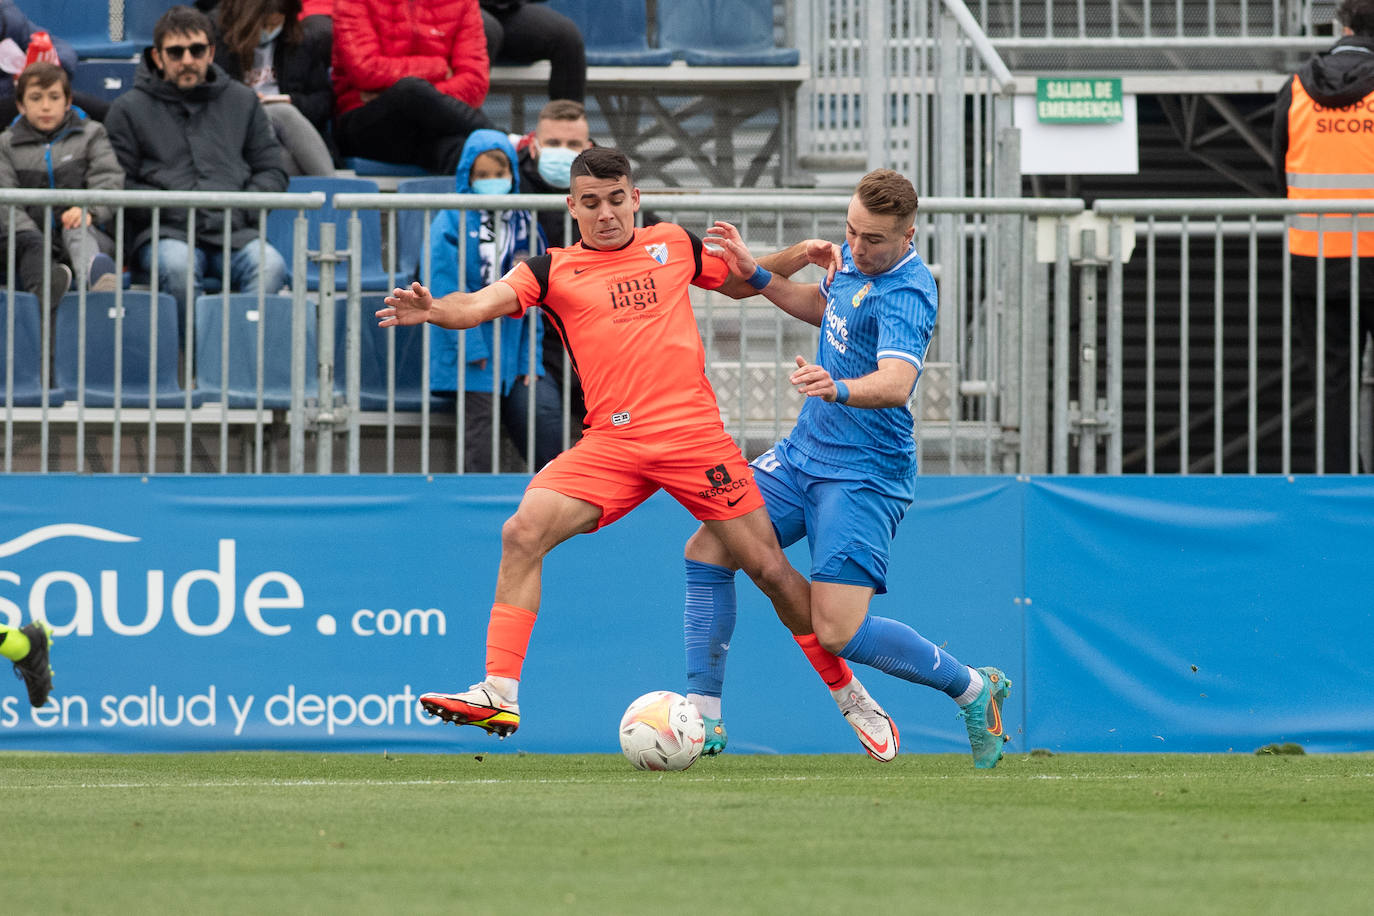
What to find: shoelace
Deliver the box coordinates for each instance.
[838,690,887,731]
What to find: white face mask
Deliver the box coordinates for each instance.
[536,146,578,189]
[259,24,283,45]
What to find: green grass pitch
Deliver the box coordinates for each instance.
[3,751,1372,914]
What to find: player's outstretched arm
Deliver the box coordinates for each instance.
[791,355,919,407]
[376,281,520,330]
[706,221,827,326]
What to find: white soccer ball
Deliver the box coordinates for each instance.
[618,690,706,771]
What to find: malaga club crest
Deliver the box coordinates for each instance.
[644,242,669,265]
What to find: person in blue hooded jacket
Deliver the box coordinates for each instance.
[429,128,563,473]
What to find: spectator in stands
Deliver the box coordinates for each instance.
[429,128,562,472]
[1273,0,1374,473]
[332,0,494,176]
[0,62,121,306]
[207,0,335,176]
[514,98,591,432]
[0,0,109,123]
[515,98,591,246]
[104,5,287,321]
[480,0,586,103]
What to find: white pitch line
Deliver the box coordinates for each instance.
[6,770,1374,790]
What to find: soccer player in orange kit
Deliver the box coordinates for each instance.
[377,147,898,753]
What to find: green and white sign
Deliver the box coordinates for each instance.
[1036,78,1124,124]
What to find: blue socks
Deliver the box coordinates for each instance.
[838,615,972,699]
[684,559,738,699]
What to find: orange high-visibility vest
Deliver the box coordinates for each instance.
[1285,75,1374,257]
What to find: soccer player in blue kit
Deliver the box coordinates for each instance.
[684,169,1012,768]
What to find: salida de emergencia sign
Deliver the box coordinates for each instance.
[1036,78,1123,124]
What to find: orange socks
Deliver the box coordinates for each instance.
[486,603,538,680]
[793,633,854,691]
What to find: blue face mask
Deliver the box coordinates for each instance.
[259,24,283,45]
[536,146,578,189]
[470,176,512,196]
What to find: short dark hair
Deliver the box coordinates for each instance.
[854,169,919,224]
[16,61,70,101]
[569,147,632,186]
[1337,0,1374,35]
[154,4,214,47]
[538,99,586,123]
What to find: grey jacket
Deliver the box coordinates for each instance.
[104,48,287,250]
[0,107,123,236]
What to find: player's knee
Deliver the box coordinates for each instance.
[684,526,734,568]
[812,620,852,656]
[500,512,544,560]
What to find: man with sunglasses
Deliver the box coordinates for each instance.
[105,5,288,322]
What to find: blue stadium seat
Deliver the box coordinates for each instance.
[194,294,318,409]
[394,176,452,285]
[71,59,137,104]
[341,158,431,178]
[266,176,392,293]
[0,291,64,406]
[121,0,174,49]
[546,0,673,66]
[54,291,200,407]
[25,0,137,58]
[350,293,441,413]
[658,0,800,66]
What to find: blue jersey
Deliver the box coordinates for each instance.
[782,241,937,480]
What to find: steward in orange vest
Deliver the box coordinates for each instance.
[1271,0,1374,473]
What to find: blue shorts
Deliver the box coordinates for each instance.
[750,440,914,594]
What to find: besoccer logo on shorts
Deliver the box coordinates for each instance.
[704,464,732,487]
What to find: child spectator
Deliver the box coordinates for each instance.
[0,61,122,307]
[428,128,562,472]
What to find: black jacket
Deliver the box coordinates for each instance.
[104,48,287,251]
[1272,36,1374,193]
[213,23,335,137]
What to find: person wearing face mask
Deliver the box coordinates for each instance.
[513,100,590,247]
[201,0,335,175]
[427,128,563,473]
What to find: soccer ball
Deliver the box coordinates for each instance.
[618,690,706,771]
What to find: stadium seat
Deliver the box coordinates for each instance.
[71,59,137,105]
[54,291,200,407]
[349,293,441,413]
[0,291,64,406]
[194,293,318,409]
[25,0,137,58]
[393,176,452,286]
[341,158,431,178]
[266,176,392,293]
[657,0,801,66]
[120,0,173,49]
[546,0,673,66]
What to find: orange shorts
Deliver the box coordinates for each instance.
[527,426,765,531]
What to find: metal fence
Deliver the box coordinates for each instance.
[5,190,1370,476]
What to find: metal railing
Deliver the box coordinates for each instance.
[1070,198,1372,474]
[7,190,1370,476]
[1,188,324,474]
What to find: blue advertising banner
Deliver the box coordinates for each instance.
[1023,476,1374,753]
[1,475,1369,754]
[0,476,1023,755]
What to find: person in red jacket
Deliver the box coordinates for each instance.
[331,0,494,175]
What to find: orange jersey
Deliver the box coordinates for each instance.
[501,223,732,437]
